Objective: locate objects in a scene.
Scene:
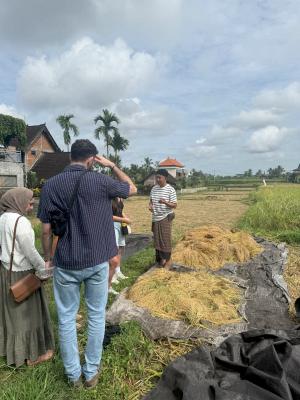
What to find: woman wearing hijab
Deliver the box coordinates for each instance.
[0,188,54,367]
[149,169,177,268]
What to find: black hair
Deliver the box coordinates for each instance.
[156,169,168,178]
[71,139,98,162]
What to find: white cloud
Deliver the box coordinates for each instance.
[196,137,207,144]
[17,37,162,112]
[186,144,217,158]
[232,108,281,129]
[205,124,242,145]
[0,103,24,119]
[247,125,288,153]
[110,98,178,136]
[254,82,300,111]
[0,0,183,51]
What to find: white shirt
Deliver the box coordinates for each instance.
[150,184,177,222]
[0,212,44,272]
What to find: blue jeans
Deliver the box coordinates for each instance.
[53,262,109,382]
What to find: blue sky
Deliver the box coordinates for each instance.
[0,0,299,174]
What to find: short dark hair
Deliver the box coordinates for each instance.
[156,169,168,178]
[71,139,98,162]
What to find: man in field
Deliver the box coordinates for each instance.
[38,139,136,388]
[149,169,177,268]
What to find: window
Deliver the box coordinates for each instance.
[0,175,17,187]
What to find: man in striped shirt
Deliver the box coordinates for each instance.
[149,169,177,268]
[38,139,136,388]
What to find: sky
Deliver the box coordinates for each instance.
[0,0,299,175]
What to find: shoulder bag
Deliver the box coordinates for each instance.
[9,216,41,303]
[49,170,88,237]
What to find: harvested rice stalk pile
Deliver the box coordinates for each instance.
[284,246,300,317]
[172,225,262,270]
[127,269,242,327]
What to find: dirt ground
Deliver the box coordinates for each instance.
[124,191,249,239]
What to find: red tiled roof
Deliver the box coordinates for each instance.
[159,157,184,168]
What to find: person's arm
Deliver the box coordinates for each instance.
[112,215,131,224]
[41,223,53,265]
[159,187,177,208]
[95,156,137,196]
[159,199,177,208]
[17,218,45,272]
[148,198,154,212]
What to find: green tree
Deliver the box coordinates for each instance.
[111,131,129,160]
[56,114,79,151]
[94,109,120,157]
[267,165,285,178]
[108,153,122,168]
[0,114,26,148]
[143,157,154,175]
[243,169,253,177]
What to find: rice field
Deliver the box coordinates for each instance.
[238,185,300,243]
[124,191,249,240]
[2,185,300,399]
[238,184,300,314]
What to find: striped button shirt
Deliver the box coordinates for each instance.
[38,164,129,270]
[150,184,177,222]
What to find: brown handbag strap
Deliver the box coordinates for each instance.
[9,215,22,286]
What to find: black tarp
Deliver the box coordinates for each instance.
[144,328,300,400]
[122,234,152,260]
[107,239,295,342]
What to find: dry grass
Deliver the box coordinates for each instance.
[125,191,249,239]
[172,225,262,270]
[284,245,300,316]
[129,337,203,400]
[128,268,242,327]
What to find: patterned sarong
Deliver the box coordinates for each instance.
[152,213,174,253]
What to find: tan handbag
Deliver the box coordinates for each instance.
[9,216,41,303]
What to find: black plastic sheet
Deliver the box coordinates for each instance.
[145,328,300,400]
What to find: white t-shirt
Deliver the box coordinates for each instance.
[150,184,177,222]
[0,212,44,272]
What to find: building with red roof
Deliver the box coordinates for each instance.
[158,157,185,178]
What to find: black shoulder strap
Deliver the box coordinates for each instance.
[68,170,88,212]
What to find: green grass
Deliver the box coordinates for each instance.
[0,322,159,400]
[237,185,300,243]
[0,247,163,400]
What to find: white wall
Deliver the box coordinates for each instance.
[0,162,24,188]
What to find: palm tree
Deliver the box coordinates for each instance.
[143,157,153,174]
[56,114,79,152]
[94,109,120,157]
[111,131,129,160]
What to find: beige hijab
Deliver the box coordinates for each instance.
[0,188,33,215]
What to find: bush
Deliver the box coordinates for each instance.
[26,171,39,189]
[33,187,41,197]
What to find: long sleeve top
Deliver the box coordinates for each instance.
[0,212,45,272]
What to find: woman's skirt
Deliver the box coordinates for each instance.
[0,265,55,367]
[152,213,174,253]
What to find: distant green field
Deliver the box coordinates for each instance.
[238,185,300,243]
